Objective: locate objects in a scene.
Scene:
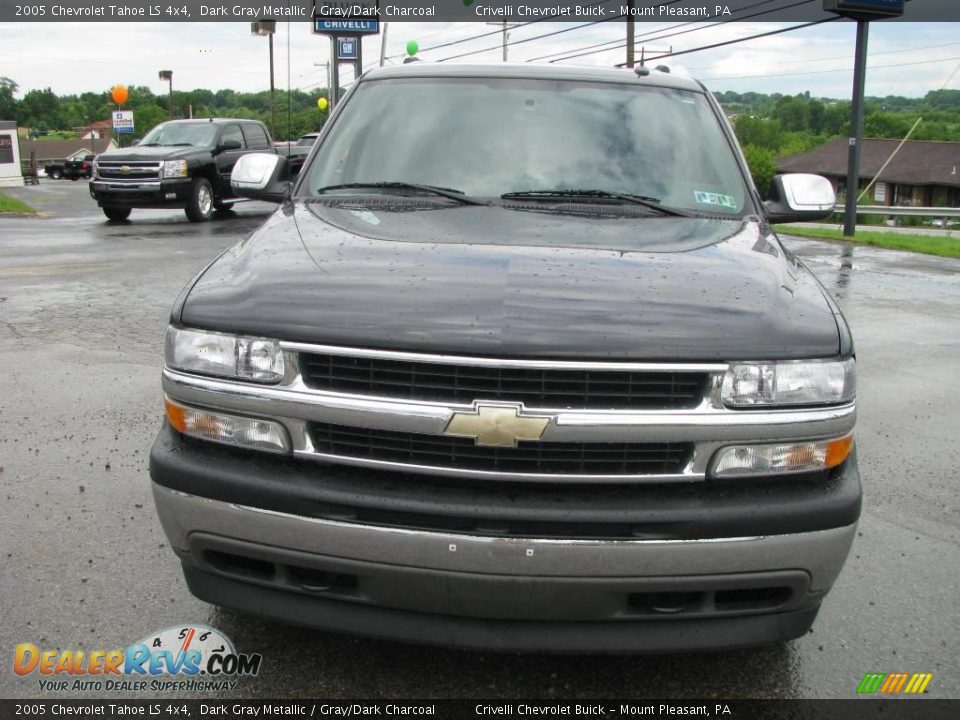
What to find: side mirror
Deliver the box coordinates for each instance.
[764,174,836,224]
[218,138,243,152]
[231,153,290,203]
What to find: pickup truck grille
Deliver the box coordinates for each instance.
[96,161,161,181]
[298,352,709,410]
[308,422,692,476]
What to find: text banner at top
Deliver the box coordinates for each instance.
[0,0,958,22]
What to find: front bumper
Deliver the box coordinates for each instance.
[150,428,859,652]
[90,178,192,208]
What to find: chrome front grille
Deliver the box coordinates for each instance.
[299,352,709,410]
[162,342,857,483]
[308,421,693,476]
[96,161,161,182]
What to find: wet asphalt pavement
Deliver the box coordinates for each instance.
[1,181,958,700]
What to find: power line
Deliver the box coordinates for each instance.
[682,40,960,71]
[549,0,818,63]
[436,2,689,63]
[700,54,960,81]
[526,0,784,63]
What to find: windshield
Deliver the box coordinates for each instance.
[140,122,218,147]
[303,77,751,215]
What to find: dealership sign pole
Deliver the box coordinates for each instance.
[823,0,907,238]
[312,1,380,109]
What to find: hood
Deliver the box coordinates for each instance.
[97,145,208,162]
[179,202,840,361]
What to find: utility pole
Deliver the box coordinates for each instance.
[313,62,331,97]
[486,21,520,61]
[158,70,173,118]
[379,22,389,66]
[626,0,635,68]
[843,19,869,237]
[251,20,277,137]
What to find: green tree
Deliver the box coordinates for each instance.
[0,77,17,121]
[741,144,776,197]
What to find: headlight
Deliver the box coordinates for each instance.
[165,327,284,383]
[711,434,853,478]
[165,398,289,453]
[92,158,99,178]
[721,358,855,408]
[161,159,188,178]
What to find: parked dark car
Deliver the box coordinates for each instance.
[64,154,95,180]
[43,161,66,179]
[150,64,857,652]
[89,118,275,222]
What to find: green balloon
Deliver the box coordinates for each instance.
[406,40,419,57]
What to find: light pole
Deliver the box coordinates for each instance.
[158,70,173,118]
[251,19,277,138]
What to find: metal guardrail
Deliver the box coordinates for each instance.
[852,205,960,218]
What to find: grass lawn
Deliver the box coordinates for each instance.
[776,224,960,259]
[0,190,37,215]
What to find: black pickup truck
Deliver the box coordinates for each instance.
[89,118,275,222]
[64,154,95,180]
[150,64,858,652]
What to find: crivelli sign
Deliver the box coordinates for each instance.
[2,0,959,22]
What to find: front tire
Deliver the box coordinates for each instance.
[50,169,62,180]
[185,177,215,223]
[102,207,131,222]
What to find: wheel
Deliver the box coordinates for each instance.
[50,168,62,180]
[185,177,215,223]
[102,207,131,222]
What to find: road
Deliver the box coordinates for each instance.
[1,181,958,700]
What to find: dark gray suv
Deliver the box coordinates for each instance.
[150,63,858,652]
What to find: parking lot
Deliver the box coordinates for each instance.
[1,179,958,699]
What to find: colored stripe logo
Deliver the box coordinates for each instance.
[857,672,933,694]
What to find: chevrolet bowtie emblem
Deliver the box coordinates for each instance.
[444,403,551,448]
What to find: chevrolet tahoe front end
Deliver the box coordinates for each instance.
[149,64,859,652]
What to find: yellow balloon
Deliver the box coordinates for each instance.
[317,97,328,111]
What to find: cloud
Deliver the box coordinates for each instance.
[0,21,956,100]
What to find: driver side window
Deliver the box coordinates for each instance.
[220,124,245,149]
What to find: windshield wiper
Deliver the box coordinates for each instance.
[316,182,487,206]
[139,143,161,147]
[500,189,696,217]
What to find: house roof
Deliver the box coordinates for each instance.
[18,136,114,161]
[777,138,960,188]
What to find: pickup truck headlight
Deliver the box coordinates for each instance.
[165,327,284,383]
[711,434,853,478]
[165,397,289,453]
[161,160,189,179]
[721,358,855,408]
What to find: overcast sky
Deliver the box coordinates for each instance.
[1,21,958,100]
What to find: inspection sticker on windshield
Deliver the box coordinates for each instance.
[694,191,737,209]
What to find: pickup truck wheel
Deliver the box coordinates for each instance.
[102,207,131,222]
[185,178,215,223]
[50,168,62,180]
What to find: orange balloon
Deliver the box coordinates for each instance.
[111,84,129,105]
